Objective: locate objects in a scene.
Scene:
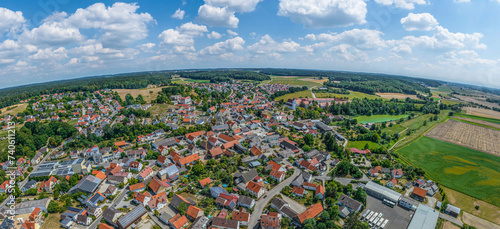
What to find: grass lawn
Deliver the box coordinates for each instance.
[275,90,313,102]
[347,141,384,150]
[383,124,406,135]
[264,76,325,87]
[454,113,500,125]
[439,186,500,225]
[316,91,382,100]
[172,78,210,84]
[0,103,28,116]
[148,104,177,116]
[398,136,500,207]
[354,114,409,124]
[41,213,61,229]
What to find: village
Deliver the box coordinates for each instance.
[0,80,465,229]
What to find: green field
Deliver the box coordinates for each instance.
[275,90,313,102]
[354,114,409,124]
[441,99,465,106]
[172,78,210,84]
[398,136,500,207]
[454,113,500,125]
[316,91,382,100]
[264,76,325,87]
[383,124,406,135]
[347,141,384,150]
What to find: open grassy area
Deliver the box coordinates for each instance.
[398,136,500,207]
[148,104,177,116]
[264,76,325,87]
[383,124,406,135]
[354,114,409,124]
[316,91,382,100]
[441,99,465,106]
[0,103,28,116]
[347,141,384,150]
[454,113,500,125]
[41,213,61,229]
[113,86,167,103]
[275,90,313,102]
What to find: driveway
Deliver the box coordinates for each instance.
[248,168,300,229]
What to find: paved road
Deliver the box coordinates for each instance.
[88,184,129,229]
[248,168,300,229]
[439,212,463,227]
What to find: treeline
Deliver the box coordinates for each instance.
[312,88,350,94]
[270,86,308,100]
[10,121,77,160]
[326,99,440,116]
[178,70,271,82]
[0,72,172,109]
[325,79,430,95]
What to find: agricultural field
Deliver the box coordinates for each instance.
[354,114,409,124]
[398,136,500,207]
[375,93,419,100]
[455,113,500,125]
[451,116,500,131]
[113,86,166,103]
[264,76,326,87]
[462,107,500,119]
[148,104,178,116]
[275,90,313,102]
[441,99,465,106]
[316,91,382,100]
[0,103,28,116]
[347,140,384,150]
[426,119,500,156]
[455,94,500,109]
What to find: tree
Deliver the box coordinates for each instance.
[364,143,369,150]
[47,201,60,213]
[178,202,187,215]
[281,217,291,228]
[304,134,314,146]
[192,163,205,176]
[343,212,369,229]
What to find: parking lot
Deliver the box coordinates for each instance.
[362,195,413,228]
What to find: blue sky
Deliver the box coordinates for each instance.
[0,0,499,89]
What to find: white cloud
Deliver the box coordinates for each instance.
[179,22,209,36]
[278,0,367,28]
[197,4,239,28]
[247,35,300,54]
[227,30,238,36]
[21,20,84,46]
[158,22,208,52]
[0,7,25,35]
[401,13,438,31]
[30,47,68,60]
[199,37,245,55]
[172,8,185,20]
[67,2,154,48]
[139,43,156,52]
[374,0,427,10]
[391,44,412,54]
[207,31,222,39]
[309,29,387,50]
[400,26,486,50]
[204,0,262,12]
[453,0,470,3]
[328,44,369,61]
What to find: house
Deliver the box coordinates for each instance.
[211,217,240,229]
[157,165,180,180]
[104,185,118,197]
[209,147,224,159]
[237,196,255,209]
[148,192,168,210]
[216,193,237,210]
[350,148,370,155]
[133,192,151,206]
[445,204,461,217]
[391,168,403,178]
[169,214,189,229]
[199,177,212,188]
[22,180,37,192]
[137,166,153,181]
[186,205,204,220]
[269,170,285,182]
[128,161,143,171]
[261,214,280,229]
[171,194,196,210]
[189,216,210,229]
[210,186,228,198]
[294,203,324,224]
[292,186,305,197]
[337,194,363,217]
[29,207,42,222]
[148,177,172,194]
[386,178,398,188]
[102,207,123,227]
[231,210,250,226]
[177,153,200,167]
[116,205,147,229]
[246,181,265,198]
[129,182,146,192]
[369,166,382,177]
[411,187,427,202]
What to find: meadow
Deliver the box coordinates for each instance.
[347,141,384,150]
[354,114,409,124]
[274,90,313,102]
[398,136,500,207]
[316,91,382,100]
[264,76,325,87]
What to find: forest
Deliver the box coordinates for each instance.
[178,70,271,82]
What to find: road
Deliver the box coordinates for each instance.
[439,212,463,227]
[311,88,316,99]
[248,168,300,229]
[88,184,129,229]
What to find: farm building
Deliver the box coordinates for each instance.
[407,204,439,229]
[363,181,402,203]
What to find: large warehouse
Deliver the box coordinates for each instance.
[363,181,402,203]
[407,204,439,229]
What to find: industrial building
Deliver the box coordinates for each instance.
[363,181,402,204]
[407,204,439,229]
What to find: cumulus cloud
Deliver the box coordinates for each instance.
[374,0,427,10]
[172,8,185,19]
[205,0,262,12]
[401,13,438,31]
[227,30,238,36]
[306,29,387,50]
[139,43,156,52]
[278,0,367,28]
[207,31,222,39]
[328,44,369,61]
[158,22,208,52]
[453,0,470,3]
[247,35,300,54]
[400,26,486,50]
[199,37,245,55]
[30,47,68,60]
[0,8,25,35]
[197,4,239,28]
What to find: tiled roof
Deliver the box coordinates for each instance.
[295,203,323,223]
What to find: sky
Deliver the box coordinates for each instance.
[0,0,500,89]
